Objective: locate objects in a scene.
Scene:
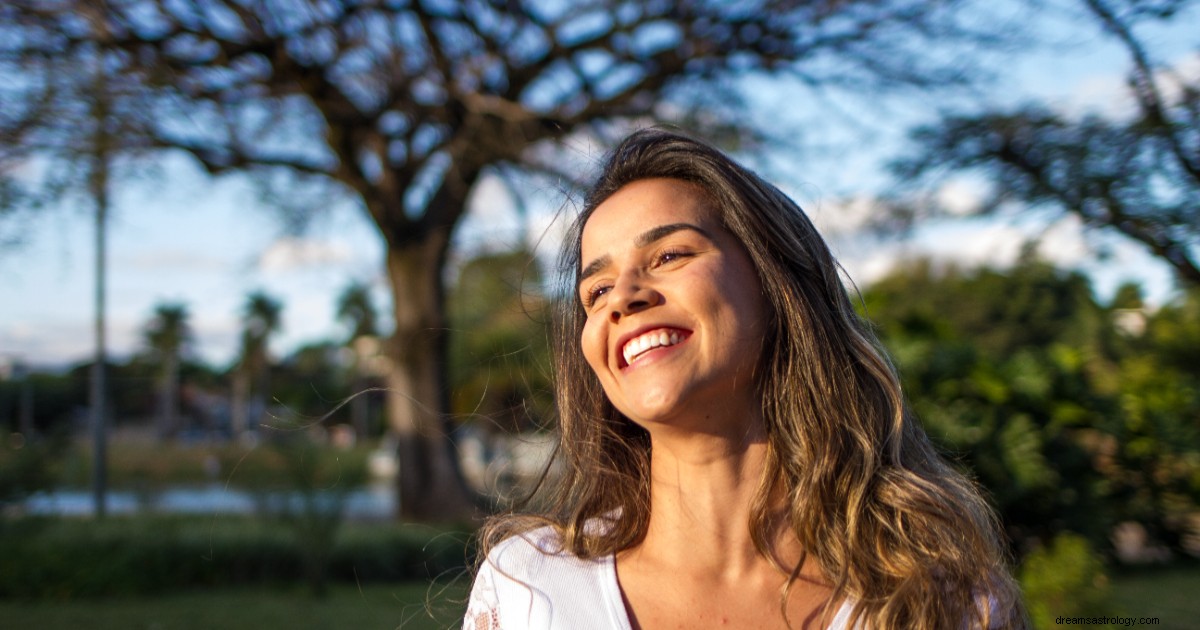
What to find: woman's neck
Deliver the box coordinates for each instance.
[632,421,798,578]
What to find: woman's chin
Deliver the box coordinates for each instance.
[619,399,718,434]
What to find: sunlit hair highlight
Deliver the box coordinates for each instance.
[477,128,1027,629]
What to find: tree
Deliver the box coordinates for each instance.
[232,291,283,438]
[862,256,1200,556]
[336,282,378,343]
[143,302,191,440]
[2,2,162,518]
[1105,285,1200,551]
[863,258,1114,548]
[889,0,1200,285]
[5,0,1012,520]
[448,247,552,435]
[273,340,353,425]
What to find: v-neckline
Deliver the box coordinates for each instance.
[601,552,853,630]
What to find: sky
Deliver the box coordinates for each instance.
[0,2,1195,373]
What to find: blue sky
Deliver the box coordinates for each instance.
[0,2,1194,372]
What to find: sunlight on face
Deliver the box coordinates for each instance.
[578,178,768,435]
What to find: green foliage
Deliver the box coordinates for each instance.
[144,303,191,359]
[1020,533,1111,629]
[0,581,470,630]
[0,369,86,432]
[866,259,1112,545]
[864,258,1200,554]
[448,248,553,432]
[335,282,378,342]
[50,439,373,490]
[249,435,366,597]
[269,342,358,423]
[1104,288,1200,550]
[0,432,64,507]
[0,515,470,600]
[0,357,227,437]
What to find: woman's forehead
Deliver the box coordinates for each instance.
[578,179,721,257]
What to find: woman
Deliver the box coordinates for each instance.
[464,129,1026,629]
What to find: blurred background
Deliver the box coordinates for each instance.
[1,0,1197,628]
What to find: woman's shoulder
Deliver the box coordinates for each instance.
[489,525,568,561]
[482,524,613,584]
[484,513,619,570]
[466,524,628,629]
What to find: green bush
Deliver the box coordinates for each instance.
[0,432,66,507]
[55,441,375,490]
[1019,532,1112,629]
[0,515,471,600]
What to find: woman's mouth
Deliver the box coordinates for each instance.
[621,328,690,366]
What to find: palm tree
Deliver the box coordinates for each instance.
[231,291,282,439]
[144,303,190,440]
[336,282,379,440]
[336,282,378,342]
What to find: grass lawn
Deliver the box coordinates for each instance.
[3,562,1196,629]
[0,581,470,630]
[1108,563,1200,630]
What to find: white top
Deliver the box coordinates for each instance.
[463,526,854,630]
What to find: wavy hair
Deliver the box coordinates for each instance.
[477,128,1026,629]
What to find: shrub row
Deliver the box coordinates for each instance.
[0,515,473,599]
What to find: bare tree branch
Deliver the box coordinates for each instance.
[5,0,1015,520]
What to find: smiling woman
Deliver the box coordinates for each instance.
[579,178,768,435]
[465,129,1028,630]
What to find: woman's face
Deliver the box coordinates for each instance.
[578,178,769,434]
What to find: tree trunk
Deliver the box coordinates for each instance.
[231,369,248,439]
[167,355,179,437]
[254,362,270,432]
[350,372,369,441]
[384,226,477,522]
[90,109,109,519]
[157,355,180,440]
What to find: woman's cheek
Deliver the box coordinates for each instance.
[579,317,606,375]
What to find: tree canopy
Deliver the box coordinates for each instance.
[889,0,1200,284]
[863,257,1200,556]
[2,0,1017,520]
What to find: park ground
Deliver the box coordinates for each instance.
[2,563,1198,629]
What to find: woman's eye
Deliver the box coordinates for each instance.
[654,249,691,266]
[584,284,611,308]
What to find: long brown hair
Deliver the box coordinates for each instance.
[478,128,1027,629]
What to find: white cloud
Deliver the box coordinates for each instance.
[935,179,987,217]
[1033,214,1090,267]
[188,314,242,367]
[923,221,1027,267]
[257,237,353,273]
[465,174,517,223]
[1067,72,1136,118]
[808,196,878,237]
[0,316,141,368]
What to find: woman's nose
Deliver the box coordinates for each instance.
[609,277,661,323]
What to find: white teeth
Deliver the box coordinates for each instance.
[622,329,685,365]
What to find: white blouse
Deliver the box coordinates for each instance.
[463,526,854,630]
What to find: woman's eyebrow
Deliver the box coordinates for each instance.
[579,222,712,287]
[579,254,611,287]
[635,222,711,247]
